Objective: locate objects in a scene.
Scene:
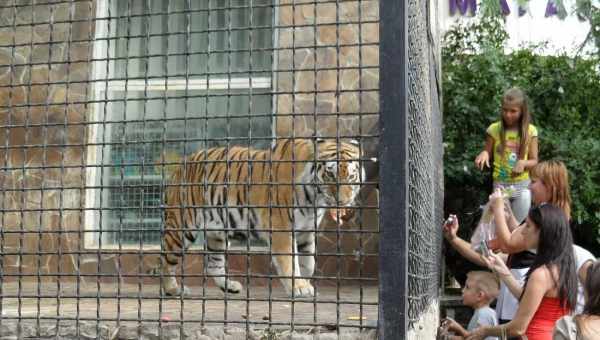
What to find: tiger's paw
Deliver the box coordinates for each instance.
[291,279,314,298]
[162,285,191,297]
[220,280,243,294]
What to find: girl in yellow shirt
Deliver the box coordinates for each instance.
[474,87,539,224]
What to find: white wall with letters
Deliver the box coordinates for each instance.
[439,0,592,55]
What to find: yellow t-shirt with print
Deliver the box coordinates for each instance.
[487,122,538,183]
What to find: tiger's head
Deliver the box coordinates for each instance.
[315,139,364,207]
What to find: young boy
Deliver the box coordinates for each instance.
[440,271,500,340]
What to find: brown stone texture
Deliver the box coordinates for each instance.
[0,1,92,285]
[274,0,379,139]
[0,0,379,289]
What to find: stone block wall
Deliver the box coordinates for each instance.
[274,0,379,139]
[0,1,93,281]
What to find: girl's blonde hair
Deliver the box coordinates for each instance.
[530,160,572,220]
[499,87,531,159]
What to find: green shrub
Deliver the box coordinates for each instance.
[443,17,600,254]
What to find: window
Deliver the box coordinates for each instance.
[86,0,274,248]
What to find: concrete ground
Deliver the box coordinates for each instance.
[0,281,378,339]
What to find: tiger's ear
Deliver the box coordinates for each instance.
[310,131,324,144]
[348,139,359,146]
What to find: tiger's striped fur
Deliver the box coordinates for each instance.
[157,138,363,297]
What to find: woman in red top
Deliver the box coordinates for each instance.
[466,200,578,340]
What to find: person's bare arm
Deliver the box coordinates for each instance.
[489,189,529,253]
[448,237,488,268]
[483,253,523,298]
[475,135,494,170]
[443,215,487,267]
[446,318,469,337]
[527,137,539,169]
[502,201,520,232]
[499,225,531,254]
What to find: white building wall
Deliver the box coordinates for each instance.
[439,0,592,55]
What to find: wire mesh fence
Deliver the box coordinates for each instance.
[0,0,441,338]
[406,0,443,329]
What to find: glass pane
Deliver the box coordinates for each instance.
[111,0,273,78]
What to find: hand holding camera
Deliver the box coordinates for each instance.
[442,214,458,241]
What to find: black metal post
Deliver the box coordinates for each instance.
[378,0,408,338]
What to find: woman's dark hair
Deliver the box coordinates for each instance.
[521,204,578,310]
[582,261,600,315]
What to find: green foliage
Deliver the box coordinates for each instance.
[480,0,503,18]
[443,17,600,253]
[575,0,600,52]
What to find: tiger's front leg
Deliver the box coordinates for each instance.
[205,230,243,294]
[296,232,316,278]
[271,225,314,298]
[159,227,192,296]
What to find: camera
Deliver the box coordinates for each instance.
[444,216,454,226]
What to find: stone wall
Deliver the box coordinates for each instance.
[0,0,92,280]
[0,0,380,286]
[274,0,379,138]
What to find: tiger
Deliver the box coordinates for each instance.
[155,138,364,298]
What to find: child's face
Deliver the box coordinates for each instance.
[462,278,483,307]
[502,102,522,128]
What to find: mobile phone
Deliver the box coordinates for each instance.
[479,240,491,257]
